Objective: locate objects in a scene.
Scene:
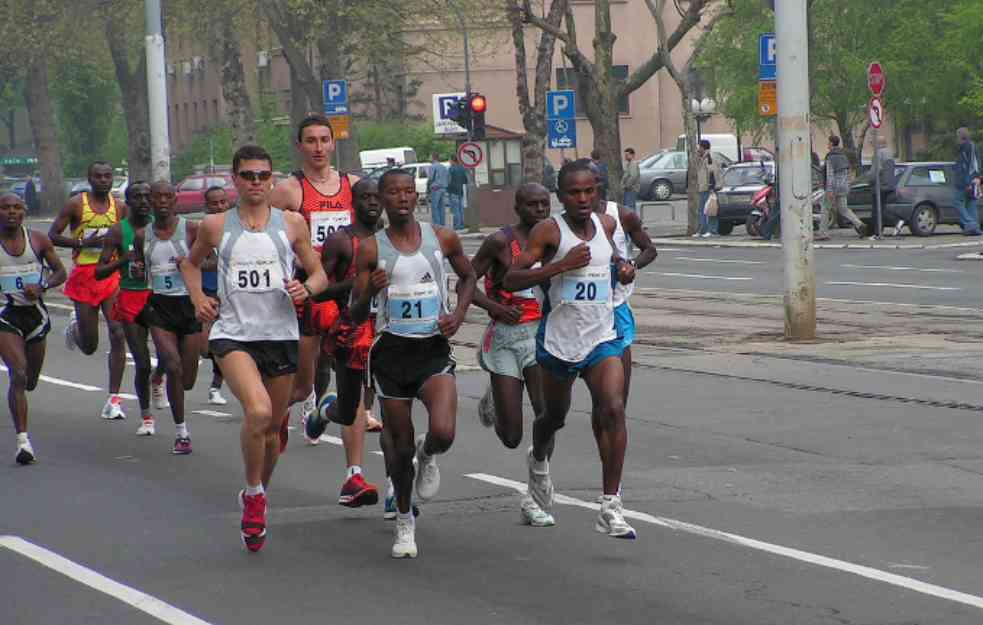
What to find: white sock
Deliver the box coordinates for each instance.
[16,432,28,445]
[531,455,548,472]
[386,477,394,497]
[397,510,414,522]
[347,465,362,479]
[245,484,264,496]
[175,423,189,438]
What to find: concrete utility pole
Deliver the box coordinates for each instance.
[450,0,479,232]
[775,0,816,340]
[145,0,171,182]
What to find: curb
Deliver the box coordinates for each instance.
[649,237,983,251]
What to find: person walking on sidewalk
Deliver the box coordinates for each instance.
[820,135,866,240]
[447,155,467,231]
[694,140,722,238]
[953,127,981,236]
[427,153,449,227]
[621,148,640,211]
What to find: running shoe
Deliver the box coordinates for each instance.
[135,419,156,436]
[172,436,192,455]
[595,495,637,539]
[208,387,227,405]
[303,394,333,443]
[15,440,36,465]
[278,414,289,454]
[383,481,420,519]
[414,435,440,502]
[477,384,495,428]
[239,490,267,553]
[526,446,554,512]
[301,390,316,421]
[64,312,78,352]
[520,495,555,527]
[391,514,418,559]
[338,473,380,507]
[300,413,320,446]
[100,396,126,420]
[151,377,169,409]
[317,392,338,424]
[365,410,383,432]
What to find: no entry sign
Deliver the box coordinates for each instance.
[457,142,483,169]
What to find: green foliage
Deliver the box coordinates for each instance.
[51,59,121,176]
[170,127,235,181]
[355,121,456,164]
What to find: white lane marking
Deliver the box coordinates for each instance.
[841,264,964,274]
[0,535,214,625]
[676,257,764,265]
[465,473,983,612]
[0,366,102,392]
[192,410,230,417]
[655,272,752,281]
[827,281,961,291]
[308,433,383,455]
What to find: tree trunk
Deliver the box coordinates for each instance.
[289,64,308,170]
[105,16,151,181]
[591,0,624,201]
[217,19,255,146]
[263,1,322,110]
[680,86,702,235]
[23,59,64,216]
[314,14,360,173]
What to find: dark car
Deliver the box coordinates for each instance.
[638,150,733,201]
[715,162,775,235]
[846,162,972,236]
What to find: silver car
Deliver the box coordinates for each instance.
[638,150,732,201]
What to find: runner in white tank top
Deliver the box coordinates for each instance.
[180,145,329,554]
[503,161,640,540]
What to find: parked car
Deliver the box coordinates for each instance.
[638,150,733,201]
[69,179,91,197]
[715,161,776,236]
[174,174,237,213]
[846,161,972,236]
[741,147,774,162]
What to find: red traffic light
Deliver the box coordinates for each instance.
[469,94,487,113]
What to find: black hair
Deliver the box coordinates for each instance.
[124,180,149,203]
[88,161,112,177]
[829,135,841,147]
[352,178,378,196]
[378,168,414,193]
[232,145,273,174]
[515,182,548,204]
[556,159,596,193]
[296,114,334,143]
[624,147,635,155]
[204,185,226,201]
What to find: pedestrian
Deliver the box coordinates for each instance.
[447,154,467,231]
[24,177,38,214]
[821,135,866,240]
[427,152,449,227]
[952,127,981,236]
[694,139,722,238]
[543,159,557,194]
[874,138,900,237]
[590,149,609,200]
[386,157,397,169]
[621,148,641,211]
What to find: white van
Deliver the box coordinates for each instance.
[676,134,739,162]
[359,147,417,171]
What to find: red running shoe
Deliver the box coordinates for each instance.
[278,413,289,454]
[338,473,379,507]
[239,490,267,552]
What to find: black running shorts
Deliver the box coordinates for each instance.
[210,339,299,378]
[147,294,202,337]
[369,333,455,400]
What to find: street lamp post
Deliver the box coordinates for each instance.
[145,0,170,182]
[691,98,716,141]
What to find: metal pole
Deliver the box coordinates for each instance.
[145,0,170,182]
[873,127,882,238]
[452,1,479,232]
[775,0,816,340]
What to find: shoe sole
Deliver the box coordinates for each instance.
[391,548,418,559]
[339,488,380,508]
[241,532,267,552]
[101,414,126,420]
[594,521,637,539]
[15,450,36,465]
[136,430,155,436]
[172,448,193,455]
[384,504,420,520]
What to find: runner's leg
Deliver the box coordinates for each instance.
[533,370,574,462]
[219,350,275,488]
[621,346,632,408]
[379,397,414,513]
[179,332,202,391]
[150,327,186,427]
[72,301,101,355]
[418,374,457,457]
[490,372,525,449]
[261,373,294,487]
[100,297,126,395]
[24,337,45,393]
[0,332,29,434]
[291,333,319,406]
[121,323,153,419]
[582,357,628,495]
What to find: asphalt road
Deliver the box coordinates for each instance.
[5,310,983,624]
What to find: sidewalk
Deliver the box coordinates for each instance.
[651,224,983,250]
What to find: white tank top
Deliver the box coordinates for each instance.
[211,208,298,342]
[605,201,633,305]
[0,227,44,307]
[145,217,190,296]
[541,213,615,362]
[374,223,448,338]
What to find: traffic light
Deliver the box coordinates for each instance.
[468,93,487,139]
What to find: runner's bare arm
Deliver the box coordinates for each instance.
[34,231,67,291]
[600,213,635,285]
[316,230,354,303]
[181,213,222,321]
[467,232,520,323]
[94,224,126,280]
[503,219,577,292]
[284,210,328,302]
[620,206,657,269]
[270,177,301,212]
[47,196,81,249]
[350,237,383,326]
[437,226,475,337]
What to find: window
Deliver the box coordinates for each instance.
[206,177,229,188]
[179,178,205,191]
[722,165,773,187]
[908,167,947,186]
[556,66,630,115]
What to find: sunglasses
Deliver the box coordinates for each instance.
[237,170,273,182]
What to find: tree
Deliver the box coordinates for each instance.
[521,0,717,202]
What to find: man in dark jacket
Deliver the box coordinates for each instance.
[953,127,981,236]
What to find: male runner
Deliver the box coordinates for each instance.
[470,182,554,527]
[202,185,228,405]
[303,178,382,508]
[351,168,476,558]
[95,181,165,436]
[49,161,128,420]
[0,193,67,464]
[137,181,202,455]
[270,114,359,427]
[503,160,638,539]
[181,145,328,553]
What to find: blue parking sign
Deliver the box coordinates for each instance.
[323,80,349,115]
[548,118,576,149]
[547,90,576,120]
[759,33,776,81]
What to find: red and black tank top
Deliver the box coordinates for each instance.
[296,171,354,253]
[484,226,542,324]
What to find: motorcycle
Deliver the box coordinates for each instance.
[746,174,825,238]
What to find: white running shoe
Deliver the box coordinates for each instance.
[151,378,169,409]
[136,419,156,436]
[301,389,317,421]
[208,387,228,405]
[391,514,418,558]
[520,495,555,527]
[690,232,700,238]
[15,440,36,465]
[100,396,126,420]
[300,413,320,446]
[64,312,78,352]
[700,232,713,238]
[477,384,495,428]
[526,446,554,512]
[595,495,637,539]
[414,435,440,502]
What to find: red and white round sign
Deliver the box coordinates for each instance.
[867,62,886,97]
[868,97,884,129]
[457,142,483,169]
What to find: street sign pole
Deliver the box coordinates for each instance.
[776,0,816,340]
[868,64,887,239]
